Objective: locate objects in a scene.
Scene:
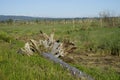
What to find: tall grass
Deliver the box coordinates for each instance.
[0,41,79,80]
[0,23,120,80]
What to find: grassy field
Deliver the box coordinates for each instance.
[0,23,120,80]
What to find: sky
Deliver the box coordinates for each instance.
[0,0,120,18]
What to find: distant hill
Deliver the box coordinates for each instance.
[0,15,69,21]
[0,15,41,21]
[0,15,97,21]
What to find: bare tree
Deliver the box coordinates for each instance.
[99,11,118,27]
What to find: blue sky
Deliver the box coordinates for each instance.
[0,0,120,17]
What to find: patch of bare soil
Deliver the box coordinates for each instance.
[62,52,120,73]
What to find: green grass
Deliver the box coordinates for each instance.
[0,23,120,80]
[72,64,120,80]
[0,41,79,80]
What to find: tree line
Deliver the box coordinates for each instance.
[0,11,120,27]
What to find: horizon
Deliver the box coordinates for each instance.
[0,0,120,18]
[0,14,103,18]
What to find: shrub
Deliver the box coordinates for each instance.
[97,37,120,56]
[0,31,13,43]
[109,39,120,56]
